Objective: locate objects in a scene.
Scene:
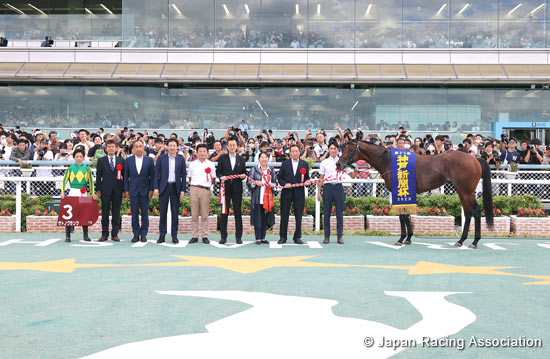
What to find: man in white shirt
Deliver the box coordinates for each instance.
[187,143,217,244]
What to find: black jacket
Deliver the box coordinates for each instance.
[216,153,247,193]
[96,155,125,196]
[277,158,310,200]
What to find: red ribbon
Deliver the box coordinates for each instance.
[205,167,212,183]
[300,167,306,182]
[116,163,122,180]
[80,187,86,195]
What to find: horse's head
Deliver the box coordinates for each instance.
[336,141,359,171]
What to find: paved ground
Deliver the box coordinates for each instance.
[1,233,549,359]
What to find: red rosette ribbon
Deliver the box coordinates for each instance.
[205,167,212,183]
[80,187,86,196]
[300,167,306,183]
[116,163,122,180]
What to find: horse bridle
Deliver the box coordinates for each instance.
[340,141,359,169]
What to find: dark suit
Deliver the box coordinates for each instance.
[124,155,154,237]
[277,159,310,241]
[154,154,186,238]
[96,155,125,237]
[216,153,246,241]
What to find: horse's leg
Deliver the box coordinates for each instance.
[469,203,482,249]
[455,192,475,247]
[395,215,407,246]
[404,215,413,245]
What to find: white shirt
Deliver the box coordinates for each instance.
[229,153,236,171]
[188,158,216,187]
[291,158,299,176]
[135,155,143,175]
[319,155,350,184]
[168,155,176,183]
[258,166,269,204]
[314,143,328,159]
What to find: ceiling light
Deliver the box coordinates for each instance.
[436,3,447,15]
[351,100,359,111]
[317,4,321,15]
[84,7,93,14]
[244,4,250,14]
[5,3,24,15]
[457,4,471,16]
[222,4,230,16]
[100,4,114,15]
[295,4,299,15]
[27,3,46,15]
[171,4,182,15]
[365,4,373,16]
[507,4,522,16]
[530,3,545,15]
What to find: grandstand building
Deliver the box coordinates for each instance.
[1,0,550,142]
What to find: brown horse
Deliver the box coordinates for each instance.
[336,141,493,249]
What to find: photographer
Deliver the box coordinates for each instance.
[518,140,532,164]
[9,139,31,165]
[55,143,73,161]
[243,138,257,162]
[314,131,328,162]
[300,139,319,162]
[148,138,165,162]
[527,139,544,165]
[209,140,227,162]
[480,142,500,169]
[87,134,105,159]
[499,137,520,165]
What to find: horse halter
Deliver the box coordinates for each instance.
[340,141,359,169]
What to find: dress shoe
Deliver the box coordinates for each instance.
[83,236,91,242]
[294,238,304,245]
[261,240,269,244]
[219,238,227,244]
[277,238,287,244]
[236,238,243,244]
[112,236,120,242]
[131,236,139,243]
[65,237,71,243]
[189,238,198,244]
[98,236,108,242]
[337,237,344,244]
[202,237,210,244]
[172,238,179,244]
[140,235,147,242]
[256,240,262,245]
[157,237,165,244]
[323,237,330,244]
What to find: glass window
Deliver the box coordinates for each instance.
[213,0,258,48]
[259,0,307,48]
[499,0,546,48]
[450,1,498,48]
[122,0,168,47]
[306,0,355,48]
[169,0,215,48]
[403,0,449,48]
[355,0,402,48]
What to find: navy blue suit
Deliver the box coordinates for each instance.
[277,159,310,241]
[124,155,154,237]
[154,154,186,238]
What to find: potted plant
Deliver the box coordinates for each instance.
[19,161,33,177]
[505,163,519,180]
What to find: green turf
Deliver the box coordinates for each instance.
[0,233,549,359]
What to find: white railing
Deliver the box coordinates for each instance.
[2,175,548,233]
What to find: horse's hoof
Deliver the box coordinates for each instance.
[468,244,477,249]
[454,242,463,248]
[394,242,403,247]
[404,240,411,245]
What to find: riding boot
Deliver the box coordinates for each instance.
[82,226,90,242]
[65,226,71,242]
[404,215,413,244]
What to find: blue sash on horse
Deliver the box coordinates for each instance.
[390,149,417,215]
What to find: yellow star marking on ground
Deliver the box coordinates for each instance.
[0,256,548,284]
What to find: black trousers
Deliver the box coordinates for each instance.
[323,184,345,238]
[159,183,179,239]
[219,186,243,240]
[130,194,150,237]
[253,205,268,240]
[279,193,305,241]
[101,191,122,237]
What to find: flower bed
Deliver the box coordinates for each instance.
[510,216,550,235]
[0,215,16,232]
[366,215,401,234]
[411,215,455,233]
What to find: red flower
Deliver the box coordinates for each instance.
[80,187,86,194]
[300,168,306,175]
[116,164,123,170]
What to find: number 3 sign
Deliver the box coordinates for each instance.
[57,197,99,227]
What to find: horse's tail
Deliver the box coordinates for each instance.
[477,158,494,229]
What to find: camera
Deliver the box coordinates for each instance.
[0,37,7,47]
[60,152,69,157]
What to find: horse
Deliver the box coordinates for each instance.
[336,141,493,249]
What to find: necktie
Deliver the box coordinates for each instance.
[110,157,114,171]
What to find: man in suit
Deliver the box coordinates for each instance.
[124,139,155,243]
[96,139,125,242]
[216,136,247,244]
[278,144,310,244]
[154,138,186,244]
